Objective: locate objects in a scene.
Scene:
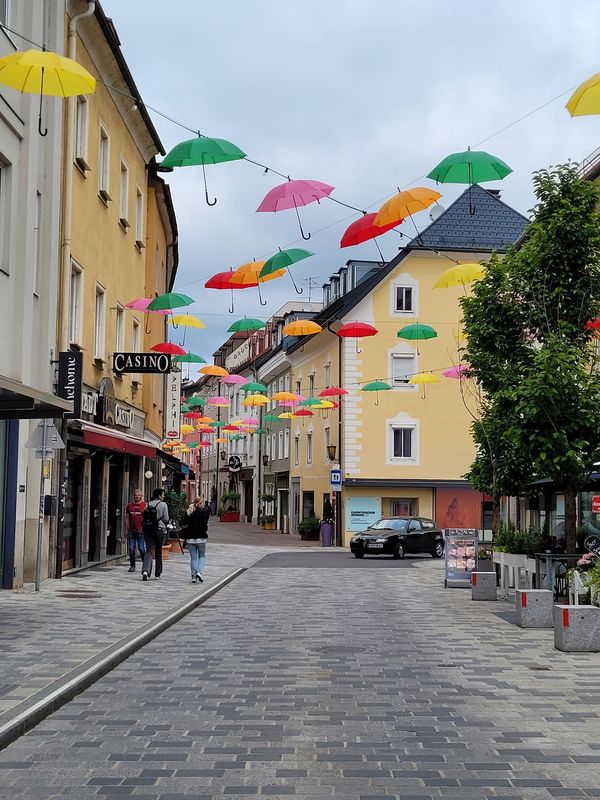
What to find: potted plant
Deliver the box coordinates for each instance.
[165,491,188,553]
[320,498,335,547]
[298,516,321,541]
[219,491,240,523]
[263,514,276,530]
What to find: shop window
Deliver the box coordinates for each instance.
[391,498,416,516]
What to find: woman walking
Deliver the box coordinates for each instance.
[181,497,210,583]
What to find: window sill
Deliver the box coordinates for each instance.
[69,342,83,352]
[92,357,105,368]
[74,157,91,176]
[135,240,145,252]
[98,189,112,206]
[119,217,131,231]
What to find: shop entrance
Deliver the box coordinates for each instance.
[88,453,104,563]
[106,456,123,556]
[244,480,253,522]
[63,455,84,569]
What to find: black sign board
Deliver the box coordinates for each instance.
[57,351,83,419]
[584,535,600,556]
[113,352,171,374]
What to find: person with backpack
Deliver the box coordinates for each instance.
[125,488,146,573]
[180,496,210,583]
[141,488,169,581]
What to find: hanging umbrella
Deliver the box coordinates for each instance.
[295,409,314,417]
[283,320,322,336]
[160,136,246,205]
[147,292,194,311]
[240,418,259,426]
[198,441,211,448]
[186,396,206,407]
[428,149,511,215]
[180,404,190,413]
[256,179,334,240]
[196,425,215,434]
[409,371,440,399]
[271,391,299,402]
[319,387,348,397]
[264,414,279,422]
[397,323,437,355]
[207,396,230,407]
[259,248,315,295]
[221,374,248,386]
[340,213,403,264]
[205,270,256,314]
[374,188,442,228]
[187,442,199,449]
[243,394,269,407]
[254,428,268,435]
[313,400,336,409]
[227,318,266,333]
[222,424,240,432]
[443,365,469,379]
[208,420,226,428]
[229,261,285,306]
[277,400,298,408]
[199,365,229,377]
[170,314,206,329]
[195,416,214,424]
[434,263,486,289]
[183,411,204,420]
[566,73,600,116]
[150,342,187,355]
[278,412,295,419]
[214,437,228,444]
[0,48,96,136]
[125,297,171,315]
[172,353,206,364]
[241,381,267,392]
[361,380,392,406]
[298,397,323,407]
[337,321,379,354]
[180,424,195,434]
[585,319,600,330]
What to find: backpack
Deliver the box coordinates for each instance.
[142,504,159,535]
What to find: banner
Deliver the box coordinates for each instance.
[57,351,83,419]
[165,370,181,439]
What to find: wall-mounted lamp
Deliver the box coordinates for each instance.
[327,444,337,462]
[262,453,269,468]
[144,470,153,479]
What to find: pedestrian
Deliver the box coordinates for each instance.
[125,488,146,573]
[180,496,210,583]
[204,500,212,516]
[141,488,169,582]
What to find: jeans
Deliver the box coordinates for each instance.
[142,530,164,578]
[187,541,206,578]
[127,531,145,568]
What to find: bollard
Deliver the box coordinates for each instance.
[471,571,497,601]
[515,589,553,628]
[553,605,600,652]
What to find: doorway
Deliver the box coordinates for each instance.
[63,455,84,569]
[106,456,123,556]
[244,480,253,522]
[88,453,104,563]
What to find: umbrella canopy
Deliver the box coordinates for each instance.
[427,149,512,184]
[566,73,600,116]
[254,428,268,435]
[585,319,600,330]
[264,414,279,422]
[0,49,96,95]
[227,318,266,333]
[221,374,248,385]
[374,188,442,228]
[283,320,322,336]
[207,396,230,407]
[195,416,214,424]
[362,381,392,391]
[172,353,206,364]
[180,424,194,434]
[161,136,245,168]
[214,437,228,444]
[147,292,194,311]
[199,365,229,377]
[443,365,469,379]
[337,322,378,338]
[196,425,215,434]
[278,412,295,419]
[256,179,334,240]
[171,314,206,329]
[271,391,299,402]
[183,411,204,420]
[314,400,336,409]
[241,381,267,392]
[208,420,226,428]
[298,397,323,407]
[295,409,314,417]
[397,323,437,341]
[409,372,440,385]
[150,342,187,355]
[340,213,402,247]
[198,441,211,447]
[205,271,239,290]
[222,424,240,432]
[125,297,171,315]
[243,394,269,407]
[259,248,314,279]
[319,387,348,397]
[277,399,298,408]
[434,263,486,288]
[240,418,259,425]
[186,396,206,407]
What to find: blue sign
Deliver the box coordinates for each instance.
[330,468,342,490]
[346,496,381,531]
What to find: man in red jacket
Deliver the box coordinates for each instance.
[125,488,146,573]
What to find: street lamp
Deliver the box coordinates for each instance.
[262,453,269,467]
[327,444,337,462]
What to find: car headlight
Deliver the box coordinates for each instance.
[351,536,360,543]
[375,538,387,543]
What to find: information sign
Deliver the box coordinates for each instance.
[444,529,479,588]
[346,496,381,531]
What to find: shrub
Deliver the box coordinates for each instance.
[298,516,321,537]
[493,522,543,558]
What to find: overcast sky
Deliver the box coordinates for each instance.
[107,1,600,359]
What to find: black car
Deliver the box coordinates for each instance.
[350,517,444,559]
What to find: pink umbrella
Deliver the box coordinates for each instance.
[221,374,247,385]
[278,399,299,407]
[443,364,469,379]
[240,418,259,425]
[126,297,170,315]
[256,179,334,240]
[207,396,230,406]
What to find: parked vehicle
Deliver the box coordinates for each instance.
[350,517,445,559]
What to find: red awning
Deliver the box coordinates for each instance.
[81,424,156,458]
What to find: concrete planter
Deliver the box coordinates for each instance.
[554,605,600,652]
[471,571,497,601]
[515,589,553,628]
[219,512,240,523]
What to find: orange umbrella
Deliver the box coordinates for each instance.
[230,261,286,307]
[283,320,322,336]
[199,365,229,377]
[374,188,442,228]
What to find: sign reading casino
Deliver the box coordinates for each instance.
[113,352,171,374]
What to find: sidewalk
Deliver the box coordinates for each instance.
[0,522,322,747]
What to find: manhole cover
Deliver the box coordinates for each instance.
[56,590,102,599]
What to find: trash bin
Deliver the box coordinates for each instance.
[282,514,290,534]
[320,522,334,547]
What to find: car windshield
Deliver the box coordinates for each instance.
[370,519,408,531]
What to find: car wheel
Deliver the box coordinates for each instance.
[432,541,444,558]
[392,541,405,559]
[354,551,364,559]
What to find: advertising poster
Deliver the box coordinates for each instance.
[346,496,381,531]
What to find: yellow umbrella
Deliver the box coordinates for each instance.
[0,49,96,96]
[243,394,269,406]
[180,424,195,434]
[283,320,322,336]
[179,446,191,454]
[566,73,600,117]
[215,437,228,444]
[271,391,299,401]
[434,263,486,289]
[278,412,295,419]
[229,261,286,285]
[314,400,335,409]
[199,365,229,377]
[409,371,440,399]
[171,314,206,329]
[374,188,442,228]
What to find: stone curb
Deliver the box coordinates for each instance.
[0,567,245,751]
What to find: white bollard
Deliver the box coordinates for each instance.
[515,589,553,628]
[471,571,497,601]
[553,605,600,652]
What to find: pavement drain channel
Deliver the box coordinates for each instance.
[253,552,434,568]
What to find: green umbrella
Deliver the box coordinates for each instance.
[227,318,266,333]
[361,380,392,406]
[147,292,194,311]
[186,396,206,408]
[264,414,279,422]
[259,248,315,295]
[209,420,225,428]
[241,381,267,392]
[298,397,322,407]
[254,428,268,435]
[230,434,245,441]
[180,404,190,413]
[397,322,437,355]
[172,352,206,364]
[427,149,512,184]
[160,136,246,205]
[187,442,199,448]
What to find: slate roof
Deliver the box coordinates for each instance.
[410,184,529,252]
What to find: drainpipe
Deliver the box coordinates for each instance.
[327,321,343,546]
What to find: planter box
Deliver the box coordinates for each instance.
[220,512,240,523]
[554,605,600,652]
[300,531,320,541]
[471,572,497,601]
[161,544,171,561]
[169,538,182,554]
[320,522,334,547]
[477,559,493,571]
[263,520,276,530]
[515,589,553,628]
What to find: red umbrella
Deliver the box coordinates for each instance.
[585,318,600,330]
[336,322,378,354]
[295,409,314,417]
[205,270,257,313]
[150,342,187,355]
[319,386,348,397]
[340,212,403,264]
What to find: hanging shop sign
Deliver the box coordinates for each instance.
[81,389,99,418]
[57,351,83,419]
[113,352,171,374]
[585,535,600,555]
[591,496,600,514]
[165,370,181,439]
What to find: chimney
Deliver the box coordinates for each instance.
[486,188,501,198]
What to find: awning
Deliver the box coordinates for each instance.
[0,374,72,420]
[80,421,156,458]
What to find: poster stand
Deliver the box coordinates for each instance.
[444,528,479,588]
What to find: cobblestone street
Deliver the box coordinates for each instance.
[1,552,600,799]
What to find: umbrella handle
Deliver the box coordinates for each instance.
[228,288,235,315]
[258,282,268,306]
[374,392,379,407]
[288,269,303,295]
[144,316,152,336]
[293,196,311,240]
[375,238,386,267]
[202,161,217,205]
[38,69,48,137]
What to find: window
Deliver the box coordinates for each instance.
[115,304,124,351]
[0,0,10,25]
[98,124,111,202]
[94,284,106,361]
[278,430,283,460]
[294,435,300,466]
[284,374,290,393]
[391,499,416,516]
[132,319,140,383]
[135,186,144,247]
[284,429,289,459]
[33,191,41,295]
[295,380,301,397]
[69,261,83,345]
[309,373,315,397]
[391,352,416,386]
[74,96,89,170]
[306,432,313,464]
[392,427,413,459]
[278,376,284,393]
[119,159,129,226]
[324,427,331,461]
[395,285,413,312]
[0,159,10,274]
[324,363,331,388]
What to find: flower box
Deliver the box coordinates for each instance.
[220,511,240,523]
